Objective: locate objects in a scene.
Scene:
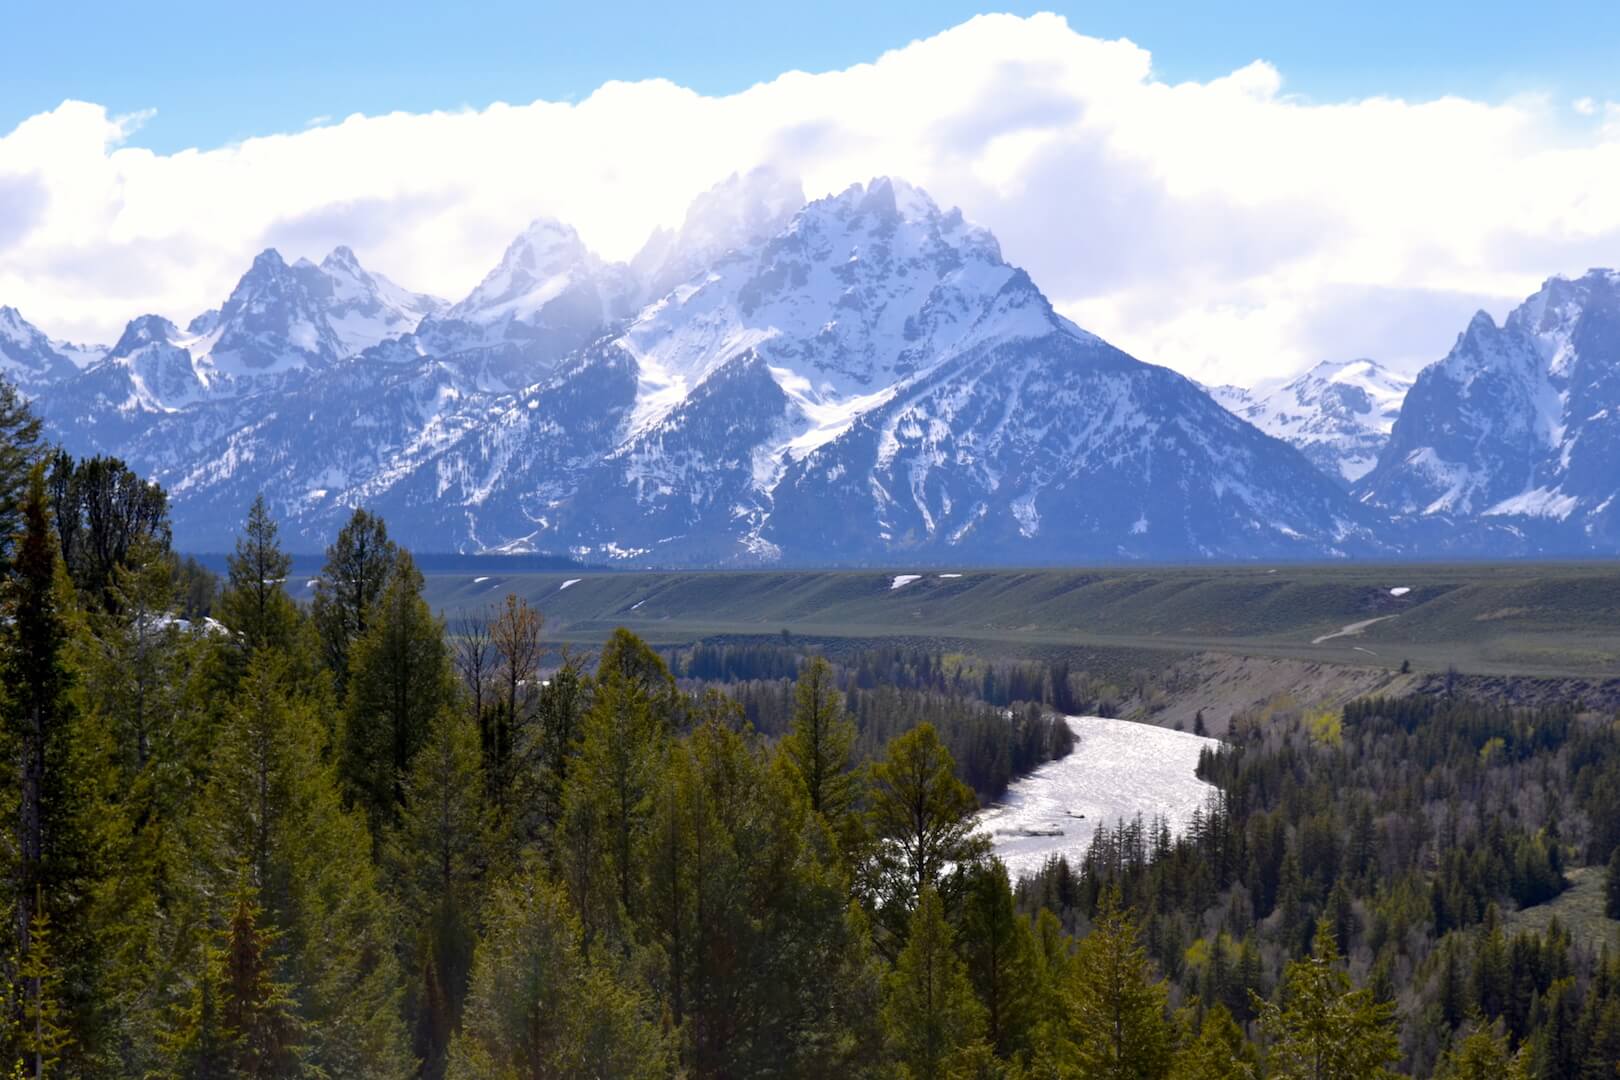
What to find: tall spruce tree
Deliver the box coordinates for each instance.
[863,723,987,950]
[1256,920,1400,1080]
[339,550,455,839]
[215,495,300,663]
[202,653,411,1074]
[879,887,987,1078]
[311,508,397,696]
[448,869,665,1079]
[386,705,486,1077]
[639,716,879,1076]
[782,656,857,821]
[960,859,1038,1062]
[0,376,43,574]
[1066,891,1173,1080]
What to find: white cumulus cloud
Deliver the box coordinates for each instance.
[2,13,1619,386]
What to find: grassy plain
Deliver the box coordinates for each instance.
[417,562,1620,680]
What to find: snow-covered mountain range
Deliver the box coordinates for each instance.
[1209,359,1413,486]
[1355,269,1620,550]
[6,174,1618,562]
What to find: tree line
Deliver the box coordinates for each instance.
[1,376,1618,1077]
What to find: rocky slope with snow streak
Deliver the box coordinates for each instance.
[1356,270,1620,551]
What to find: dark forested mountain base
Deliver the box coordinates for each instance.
[0,382,1616,1078]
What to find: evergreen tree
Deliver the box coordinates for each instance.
[339,550,455,839]
[215,494,300,662]
[386,705,487,1076]
[0,376,43,574]
[44,452,170,609]
[880,887,987,1079]
[959,859,1038,1061]
[640,717,878,1076]
[1606,845,1620,921]
[448,869,665,1079]
[0,466,93,1058]
[558,636,670,943]
[1066,891,1173,1080]
[310,507,397,695]
[219,883,300,1078]
[17,903,72,1079]
[203,653,412,1074]
[1255,920,1400,1080]
[783,656,857,821]
[1432,1018,1528,1080]
[1171,1004,1256,1080]
[864,723,987,949]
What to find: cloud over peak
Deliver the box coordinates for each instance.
[2,12,1618,386]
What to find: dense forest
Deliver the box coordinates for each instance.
[1,376,1619,1077]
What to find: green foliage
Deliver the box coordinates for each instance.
[864,722,988,949]
[1171,1004,1256,1080]
[215,493,301,663]
[1065,892,1173,1080]
[881,887,987,1078]
[18,906,73,1077]
[1431,1019,1528,1080]
[448,869,666,1079]
[44,451,170,609]
[385,705,487,1074]
[640,716,878,1075]
[339,550,455,839]
[0,375,43,573]
[959,860,1038,1061]
[311,506,398,694]
[783,656,858,821]
[1256,921,1400,1080]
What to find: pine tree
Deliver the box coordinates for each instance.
[0,375,43,574]
[1066,891,1173,1080]
[880,887,987,1079]
[783,656,857,821]
[864,723,987,949]
[386,705,486,1075]
[448,869,665,1079]
[1432,1018,1529,1080]
[1171,1004,1256,1080]
[559,630,672,942]
[1255,920,1400,1080]
[0,466,88,1053]
[204,653,412,1074]
[311,507,397,695]
[215,494,300,662]
[219,883,299,1078]
[17,903,72,1079]
[1605,845,1620,921]
[339,550,455,839]
[639,717,878,1076]
[959,860,1037,1061]
[44,452,170,610]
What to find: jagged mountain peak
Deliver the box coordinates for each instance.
[1207,357,1413,486]
[632,168,806,302]
[108,314,182,357]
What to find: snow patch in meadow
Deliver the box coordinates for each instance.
[977,716,1220,881]
[890,574,922,590]
[1388,586,1410,597]
[939,573,962,578]
[558,578,581,591]
[473,576,490,584]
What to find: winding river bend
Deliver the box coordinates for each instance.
[977,715,1221,880]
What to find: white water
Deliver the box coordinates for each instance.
[977,715,1221,881]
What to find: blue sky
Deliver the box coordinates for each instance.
[6,0,1620,154]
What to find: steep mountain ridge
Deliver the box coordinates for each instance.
[1356,269,1620,549]
[1212,359,1413,485]
[20,178,1615,562]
